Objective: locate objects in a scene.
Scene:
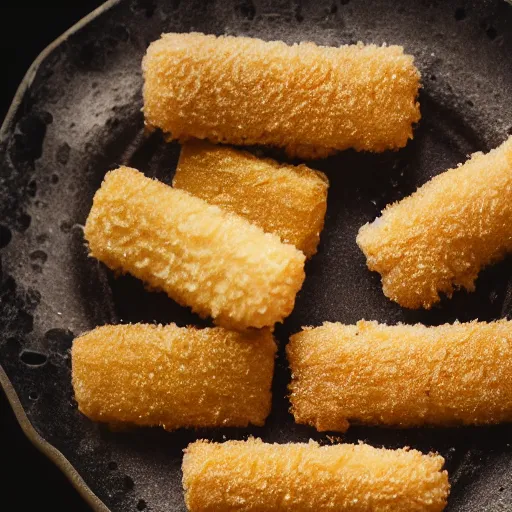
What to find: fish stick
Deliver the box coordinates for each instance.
[142,32,421,159]
[72,324,276,429]
[357,136,512,309]
[173,141,329,257]
[84,167,305,330]
[182,438,449,512]
[287,320,512,432]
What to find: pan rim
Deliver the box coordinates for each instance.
[0,1,121,510]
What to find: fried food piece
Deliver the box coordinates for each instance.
[173,141,329,257]
[84,167,305,330]
[182,438,449,512]
[357,136,512,309]
[288,319,512,432]
[142,33,421,159]
[72,324,276,429]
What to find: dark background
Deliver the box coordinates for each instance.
[1,5,104,510]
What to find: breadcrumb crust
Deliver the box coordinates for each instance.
[174,141,329,257]
[357,137,512,309]
[142,32,421,158]
[182,438,449,512]
[288,320,512,432]
[72,324,276,429]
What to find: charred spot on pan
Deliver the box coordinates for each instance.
[454,7,466,21]
[136,0,156,18]
[45,328,74,353]
[486,26,498,41]
[238,0,256,20]
[77,41,106,70]
[0,225,12,249]
[137,499,147,510]
[10,112,51,165]
[124,475,135,490]
[108,461,118,471]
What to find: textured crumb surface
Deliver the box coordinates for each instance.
[173,141,329,257]
[72,324,276,429]
[142,32,421,158]
[357,136,512,309]
[288,320,512,432]
[84,167,305,330]
[182,438,449,512]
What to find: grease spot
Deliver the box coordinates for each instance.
[20,349,47,367]
[108,461,118,470]
[30,250,48,265]
[36,233,49,244]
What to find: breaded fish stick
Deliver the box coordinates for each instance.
[357,136,512,309]
[173,141,329,257]
[72,324,276,429]
[84,167,305,330]
[288,320,512,432]
[142,33,421,159]
[182,438,449,512]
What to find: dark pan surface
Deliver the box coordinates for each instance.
[1,0,512,510]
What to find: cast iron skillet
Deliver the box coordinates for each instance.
[1,0,512,510]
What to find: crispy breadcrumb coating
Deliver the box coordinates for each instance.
[288,320,512,432]
[173,141,329,258]
[142,33,421,159]
[72,324,276,429]
[84,167,305,330]
[357,136,512,309]
[182,438,449,512]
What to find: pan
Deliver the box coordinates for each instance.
[0,0,511,510]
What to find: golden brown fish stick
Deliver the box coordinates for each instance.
[288,320,512,432]
[84,167,305,330]
[72,324,276,429]
[182,438,449,512]
[173,141,329,257]
[142,33,421,159]
[357,136,512,309]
